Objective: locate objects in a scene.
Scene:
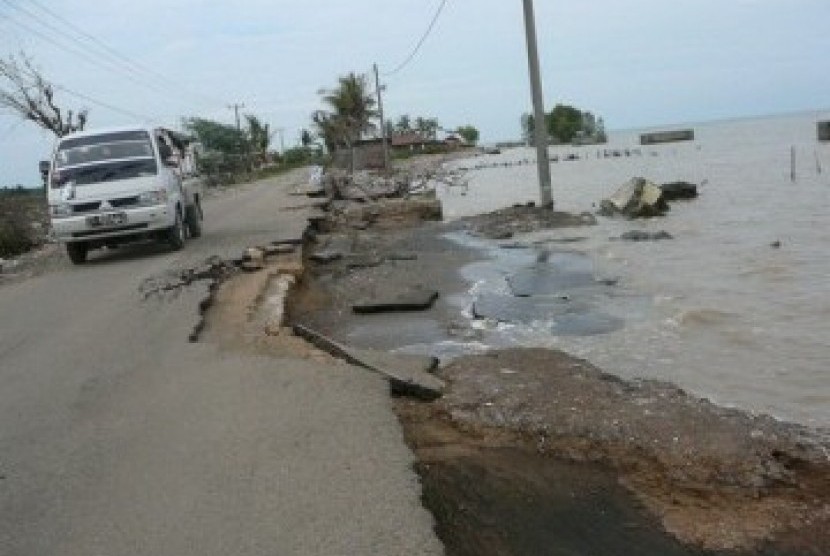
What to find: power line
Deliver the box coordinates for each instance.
[1,0,226,111]
[24,0,229,107]
[54,84,154,122]
[0,6,178,102]
[382,0,448,77]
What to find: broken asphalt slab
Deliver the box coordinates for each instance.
[292,324,445,400]
[353,288,439,314]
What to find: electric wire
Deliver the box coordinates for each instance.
[23,0,229,107]
[54,84,154,122]
[2,0,227,112]
[0,6,180,104]
[382,0,447,77]
[0,12,157,122]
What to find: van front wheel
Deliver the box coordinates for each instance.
[66,242,88,264]
[185,203,202,238]
[167,210,186,251]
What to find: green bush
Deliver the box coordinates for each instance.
[0,214,34,257]
[279,147,325,166]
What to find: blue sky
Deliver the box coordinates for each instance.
[2,0,829,186]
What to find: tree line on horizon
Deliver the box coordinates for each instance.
[521,104,607,145]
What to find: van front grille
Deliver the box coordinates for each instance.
[109,196,140,208]
[72,202,101,213]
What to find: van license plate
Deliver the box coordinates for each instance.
[87,212,127,227]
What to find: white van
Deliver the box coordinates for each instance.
[46,126,204,264]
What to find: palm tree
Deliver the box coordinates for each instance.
[244,114,270,163]
[414,117,440,140]
[320,72,377,145]
[311,110,343,154]
[396,114,412,134]
[315,72,378,172]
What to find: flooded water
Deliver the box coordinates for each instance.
[437,111,830,428]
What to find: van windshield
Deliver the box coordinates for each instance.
[51,159,158,188]
[55,131,155,169]
[52,131,158,188]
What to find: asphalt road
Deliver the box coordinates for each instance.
[0,170,443,556]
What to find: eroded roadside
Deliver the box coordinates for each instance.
[282,189,829,555]
[136,158,829,556]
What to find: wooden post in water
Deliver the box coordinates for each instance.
[790,146,796,182]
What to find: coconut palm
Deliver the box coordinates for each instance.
[415,117,440,140]
[313,72,378,172]
[244,114,271,162]
[319,72,377,145]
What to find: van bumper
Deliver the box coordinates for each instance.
[52,205,176,243]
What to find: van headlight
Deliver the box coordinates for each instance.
[138,189,168,206]
[50,203,72,218]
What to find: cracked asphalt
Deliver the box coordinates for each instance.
[0,169,443,556]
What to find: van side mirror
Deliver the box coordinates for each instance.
[39,160,50,185]
[158,143,178,167]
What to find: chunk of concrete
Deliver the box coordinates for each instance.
[245,247,265,262]
[263,244,295,256]
[353,288,439,314]
[292,324,444,400]
[240,260,264,272]
[600,177,668,218]
[309,250,343,264]
[345,254,384,269]
[661,181,698,200]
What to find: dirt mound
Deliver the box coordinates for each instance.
[461,205,596,239]
[426,348,830,552]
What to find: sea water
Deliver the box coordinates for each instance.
[437,111,830,428]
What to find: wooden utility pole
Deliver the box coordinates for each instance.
[522,0,553,208]
[374,63,390,170]
[228,103,245,131]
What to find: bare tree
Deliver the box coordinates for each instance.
[0,53,87,137]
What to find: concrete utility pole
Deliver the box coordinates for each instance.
[522,0,553,208]
[373,63,390,170]
[275,127,285,153]
[228,103,245,131]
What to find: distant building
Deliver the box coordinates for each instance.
[331,138,388,171]
[640,129,695,145]
[443,133,467,149]
[390,133,433,152]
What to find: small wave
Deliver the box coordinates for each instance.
[670,308,738,328]
[738,263,793,281]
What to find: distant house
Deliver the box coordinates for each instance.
[443,133,467,149]
[390,133,433,152]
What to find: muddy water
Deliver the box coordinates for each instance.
[437,111,830,429]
